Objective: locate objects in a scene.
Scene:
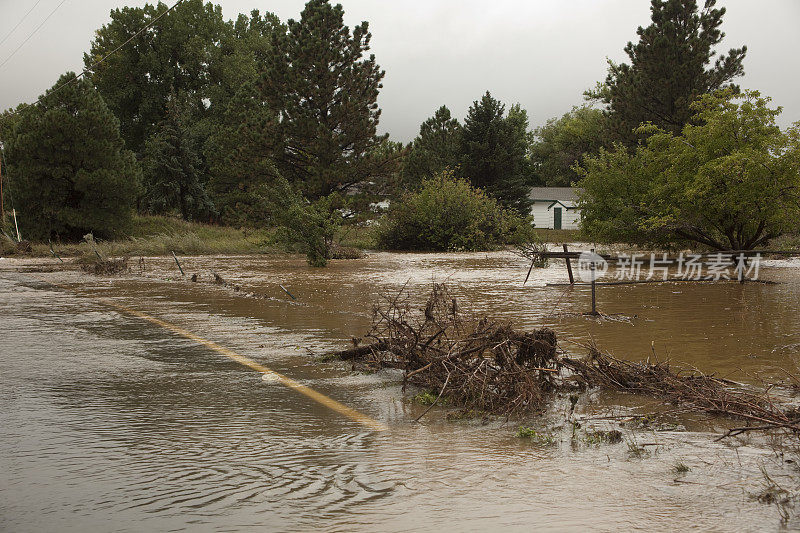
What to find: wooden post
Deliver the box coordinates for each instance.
[590,247,598,315]
[279,284,296,300]
[171,251,185,276]
[0,155,4,220]
[12,208,20,242]
[563,243,574,285]
[49,241,63,263]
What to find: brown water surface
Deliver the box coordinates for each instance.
[2,252,800,531]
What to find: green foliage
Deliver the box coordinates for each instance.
[413,390,442,406]
[2,73,140,241]
[459,92,532,214]
[342,138,406,218]
[263,0,387,199]
[85,0,234,155]
[583,429,623,445]
[529,106,607,186]
[516,426,556,445]
[0,233,18,256]
[206,10,283,115]
[588,0,746,145]
[402,105,461,188]
[268,179,344,267]
[673,461,691,474]
[578,89,800,250]
[205,82,280,226]
[142,97,214,221]
[377,170,533,251]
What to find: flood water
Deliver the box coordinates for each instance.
[2,251,800,531]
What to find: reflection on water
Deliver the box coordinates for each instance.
[1,252,799,531]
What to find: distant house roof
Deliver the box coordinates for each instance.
[528,187,583,203]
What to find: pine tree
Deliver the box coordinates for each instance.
[459,92,532,214]
[262,0,386,199]
[142,97,213,221]
[2,73,140,241]
[589,0,746,145]
[205,83,280,226]
[402,105,461,188]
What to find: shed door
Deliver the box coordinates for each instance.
[553,207,562,230]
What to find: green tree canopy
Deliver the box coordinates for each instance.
[2,74,140,241]
[459,92,532,214]
[84,0,232,154]
[578,90,800,250]
[402,105,461,187]
[142,97,213,221]
[529,106,607,186]
[262,0,387,199]
[205,82,280,226]
[206,10,283,115]
[377,170,532,252]
[588,0,746,146]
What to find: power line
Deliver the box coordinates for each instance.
[0,0,46,49]
[4,0,186,115]
[0,0,69,71]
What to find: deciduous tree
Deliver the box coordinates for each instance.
[529,106,606,186]
[578,90,800,250]
[85,0,230,154]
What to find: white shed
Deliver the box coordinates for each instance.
[529,187,582,230]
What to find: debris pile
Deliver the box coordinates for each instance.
[333,283,561,415]
[80,256,128,275]
[563,347,800,438]
[331,283,800,437]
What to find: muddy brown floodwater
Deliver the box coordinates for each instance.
[2,251,800,531]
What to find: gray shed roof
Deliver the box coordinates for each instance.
[528,187,582,202]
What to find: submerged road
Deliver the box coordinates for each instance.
[1,255,798,531]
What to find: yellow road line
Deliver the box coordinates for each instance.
[40,279,387,432]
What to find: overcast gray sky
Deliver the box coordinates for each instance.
[1,0,798,142]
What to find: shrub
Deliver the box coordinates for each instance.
[269,179,343,267]
[377,170,533,251]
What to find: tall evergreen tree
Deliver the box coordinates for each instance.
[205,82,280,226]
[588,0,746,145]
[402,105,461,188]
[505,103,536,187]
[142,97,213,220]
[2,74,140,241]
[459,92,532,214]
[262,0,386,199]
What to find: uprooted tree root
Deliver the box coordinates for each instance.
[329,283,800,437]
